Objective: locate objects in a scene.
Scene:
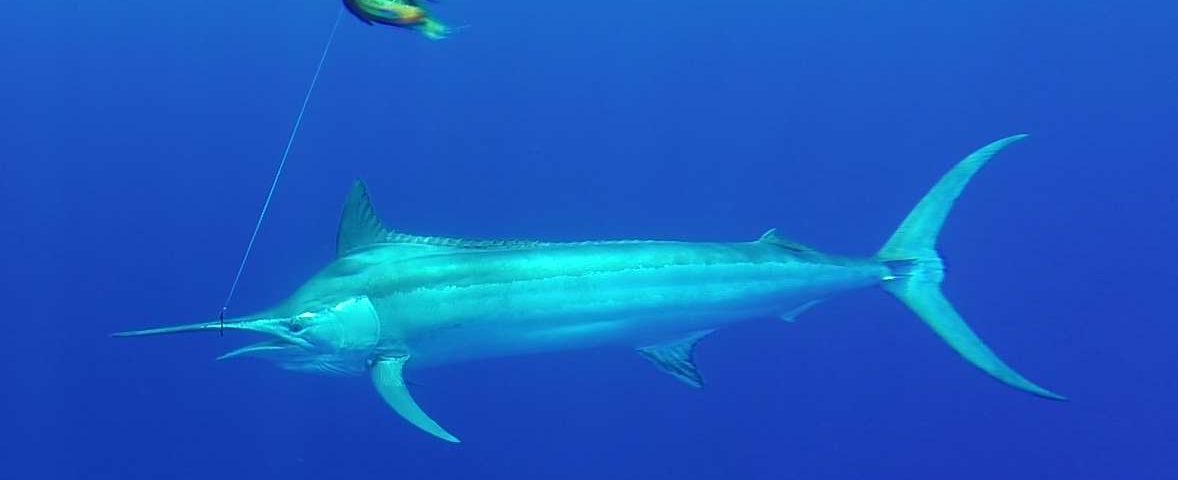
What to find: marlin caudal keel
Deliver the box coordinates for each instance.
[114,135,1063,442]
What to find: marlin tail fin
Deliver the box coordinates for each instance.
[877,135,1064,400]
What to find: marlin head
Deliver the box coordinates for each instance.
[113,181,466,444]
[113,296,381,376]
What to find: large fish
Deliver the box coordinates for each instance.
[115,135,1063,442]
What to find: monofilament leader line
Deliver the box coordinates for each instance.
[220,7,345,334]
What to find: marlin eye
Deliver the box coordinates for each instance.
[290,312,316,333]
[289,315,311,333]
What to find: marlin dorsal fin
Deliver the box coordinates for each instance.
[337,180,392,257]
[337,180,551,257]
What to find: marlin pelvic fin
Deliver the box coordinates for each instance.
[877,135,1064,400]
[371,355,461,443]
[637,330,713,388]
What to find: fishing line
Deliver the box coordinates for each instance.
[220,6,345,334]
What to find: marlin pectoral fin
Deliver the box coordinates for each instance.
[371,355,460,443]
[637,330,713,388]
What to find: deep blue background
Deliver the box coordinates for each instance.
[2,1,1176,478]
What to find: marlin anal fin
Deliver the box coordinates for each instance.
[371,355,461,443]
[637,330,713,388]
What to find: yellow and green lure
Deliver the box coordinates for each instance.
[343,0,453,39]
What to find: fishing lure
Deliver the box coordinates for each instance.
[344,0,454,39]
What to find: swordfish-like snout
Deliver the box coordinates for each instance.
[113,296,383,375]
[112,316,313,360]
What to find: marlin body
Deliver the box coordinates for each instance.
[116,135,1063,442]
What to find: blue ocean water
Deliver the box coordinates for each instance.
[2,0,1176,478]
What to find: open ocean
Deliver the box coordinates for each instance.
[2,1,1175,478]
